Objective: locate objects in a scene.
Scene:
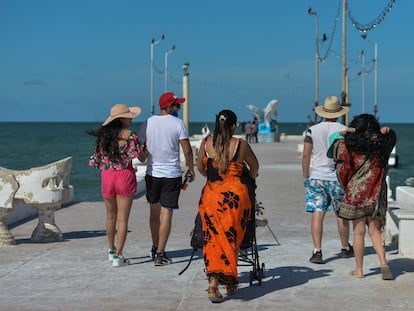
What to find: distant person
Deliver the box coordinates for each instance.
[271,119,279,133]
[88,103,145,267]
[244,121,252,143]
[197,109,259,303]
[201,123,210,137]
[138,92,195,266]
[251,119,258,143]
[302,96,353,264]
[239,121,247,135]
[329,114,397,280]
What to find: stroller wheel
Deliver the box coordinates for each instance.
[249,270,254,285]
[258,266,264,285]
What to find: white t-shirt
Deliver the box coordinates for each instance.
[305,121,346,181]
[138,114,189,178]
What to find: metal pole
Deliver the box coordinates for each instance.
[182,63,190,130]
[150,35,164,116]
[342,0,349,124]
[308,8,319,123]
[362,35,379,118]
[315,14,319,123]
[164,45,175,92]
[374,42,378,118]
[360,50,365,113]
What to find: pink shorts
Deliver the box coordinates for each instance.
[101,164,137,198]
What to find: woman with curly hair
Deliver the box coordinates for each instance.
[329,113,397,280]
[197,109,259,303]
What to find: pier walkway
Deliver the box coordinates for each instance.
[1,139,413,311]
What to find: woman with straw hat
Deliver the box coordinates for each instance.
[88,103,145,267]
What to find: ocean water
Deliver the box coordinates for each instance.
[0,122,412,202]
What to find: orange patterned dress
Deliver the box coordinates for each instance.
[198,142,254,285]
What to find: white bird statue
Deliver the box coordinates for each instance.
[246,99,278,127]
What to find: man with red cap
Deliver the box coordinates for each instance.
[139,92,195,266]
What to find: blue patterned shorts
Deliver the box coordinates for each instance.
[304,178,344,212]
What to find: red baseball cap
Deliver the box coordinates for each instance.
[159,92,185,109]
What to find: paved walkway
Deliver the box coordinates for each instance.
[1,139,413,311]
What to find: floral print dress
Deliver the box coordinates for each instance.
[198,141,254,286]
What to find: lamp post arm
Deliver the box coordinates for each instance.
[150,35,164,116]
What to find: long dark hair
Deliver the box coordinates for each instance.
[344,114,396,168]
[212,109,238,172]
[87,118,124,162]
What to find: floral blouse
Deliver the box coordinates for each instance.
[88,132,143,170]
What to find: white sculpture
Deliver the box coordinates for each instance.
[0,157,72,245]
[246,99,278,127]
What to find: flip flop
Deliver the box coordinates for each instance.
[381,265,393,280]
[349,271,364,278]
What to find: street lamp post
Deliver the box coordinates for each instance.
[360,50,365,113]
[164,45,175,92]
[342,0,349,125]
[182,63,190,130]
[308,7,319,123]
[362,35,378,118]
[373,42,378,118]
[150,35,164,116]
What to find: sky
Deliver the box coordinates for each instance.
[1,0,413,123]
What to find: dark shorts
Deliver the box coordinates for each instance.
[145,174,182,209]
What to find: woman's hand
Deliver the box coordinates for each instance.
[380,127,390,135]
[138,148,148,163]
[339,127,356,136]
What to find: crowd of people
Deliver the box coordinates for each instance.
[241,119,258,143]
[88,92,396,303]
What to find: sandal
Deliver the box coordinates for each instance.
[226,284,238,296]
[349,271,364,278]
[208,286,224,303]
[381,265,393,280]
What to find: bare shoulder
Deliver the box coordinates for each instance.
[238,138,250,149]
[238,139,254,156]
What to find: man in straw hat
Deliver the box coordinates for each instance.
[138,92,195,266]
[302,96,353,264]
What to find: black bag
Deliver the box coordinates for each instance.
[190,212,203,250]
[179,212,203,275]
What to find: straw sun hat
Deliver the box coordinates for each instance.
[102,104,141,126]
[315,96,349,119]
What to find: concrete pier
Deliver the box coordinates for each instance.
[1,140,413,311]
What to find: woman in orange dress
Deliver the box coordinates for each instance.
[197,110,259,303]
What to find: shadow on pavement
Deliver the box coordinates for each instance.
[233,266,333,301]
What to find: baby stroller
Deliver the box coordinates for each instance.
[238,199,266,285]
